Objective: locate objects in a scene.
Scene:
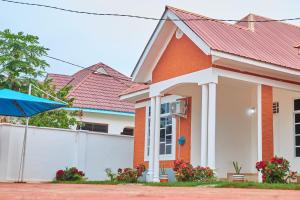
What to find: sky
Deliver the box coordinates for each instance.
[1,0,300,77]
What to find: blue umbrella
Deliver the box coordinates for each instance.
[0,88,67,182]
[0,89,66,117]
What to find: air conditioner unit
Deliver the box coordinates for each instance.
[170,100,187,117]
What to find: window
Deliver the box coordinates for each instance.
[145,102,175,160]
[78,122,108,133]
[294,99,300,157]
[159,103,173,156]
[121,127,134,136]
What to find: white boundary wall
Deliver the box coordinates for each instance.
[0,123,133,182]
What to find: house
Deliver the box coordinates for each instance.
[47,63,135,136]
[120,6,300,182]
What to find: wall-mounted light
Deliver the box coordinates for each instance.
[246,107,256,116]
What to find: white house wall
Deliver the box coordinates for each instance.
[273,88,300,172]
[216,80,258,178]
[76,112,134,135]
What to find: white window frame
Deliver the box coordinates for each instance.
[294,98,300,157]
[144,95,179,161]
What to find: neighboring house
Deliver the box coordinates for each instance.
[47,63,135,136]
[120,6,300,182]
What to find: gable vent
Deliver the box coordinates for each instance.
[94,67,108,75]
[273,102,279,114]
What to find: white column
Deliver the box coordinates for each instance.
[153,95,161,182]
[207,83,216,170]
[147,97,156,182]
[257,84,263,182]
[200,84,208,166]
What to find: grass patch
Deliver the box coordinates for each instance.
[215,181,300,190]
[51,180,120,185]
[51,180,300,190]
[143,181,218,187]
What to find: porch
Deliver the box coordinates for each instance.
[144,70,300,182]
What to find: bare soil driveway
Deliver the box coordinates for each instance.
[0,183,299,200]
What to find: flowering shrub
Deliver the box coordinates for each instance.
[105,164,146,183]
[193,166,215,182]
[55,167,85,181]
[256,156,297,183]
[173,160,215,182]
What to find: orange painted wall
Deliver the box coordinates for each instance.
[133,107,147,167]
[262,85,274,161]
[175,97,191,162]
[133,97,192,169]
[152,34,212,83]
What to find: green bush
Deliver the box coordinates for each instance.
[55,167,85,181]
[105,164,146,183]
[256,156,297,183]
[173,160,215,182]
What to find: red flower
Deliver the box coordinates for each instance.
[256,161,267,170]
[277,158,283,164]
[56,170,64,176]
[78,171,85,177]
[71,168,79,174]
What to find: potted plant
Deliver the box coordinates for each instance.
[160,165,169,183]
[232,161,245,182]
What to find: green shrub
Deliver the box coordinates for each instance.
[173,160,215,182]
[256,156,297,183]
[55,167,85,181]
[105,164,146,183]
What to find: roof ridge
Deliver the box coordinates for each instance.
[166,5,250,31]
[67,71,92,98]
[47,73,71,77]
[99,63,131,79]
[239,13,300,30]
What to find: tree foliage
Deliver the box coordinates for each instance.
[0,29,78,129]
[28,79,78,129]
[0,29,48,91]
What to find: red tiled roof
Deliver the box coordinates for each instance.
[167,6,300,70]
[120,83,149,96]
[46,73,73,90]
[47,63,134,113]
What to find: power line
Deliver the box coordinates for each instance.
[44,55,133,84]
[45,55,85,70]
[2,0,300,23]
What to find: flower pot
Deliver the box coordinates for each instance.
[160,174,169,183]
[232,174,245,182]
[297,175,300,183]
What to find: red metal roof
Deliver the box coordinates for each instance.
[167,6,300,70]
[47,63,134,113]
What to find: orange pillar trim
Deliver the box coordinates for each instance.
[133,107,147,167]
[261,85,274,161]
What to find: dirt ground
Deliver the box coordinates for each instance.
[0,183,299,200]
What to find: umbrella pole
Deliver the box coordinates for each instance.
[17,84,32,183]
[18,117,29,183]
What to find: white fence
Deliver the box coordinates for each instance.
[0,123,133,182]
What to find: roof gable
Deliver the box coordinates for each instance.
[47,63,134,113]
[132,6,300,83]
